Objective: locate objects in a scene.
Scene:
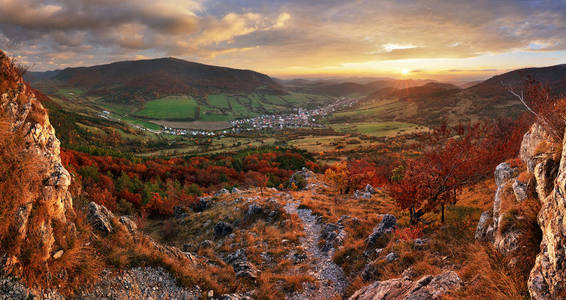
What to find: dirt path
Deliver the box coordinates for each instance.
[282,193,347,300]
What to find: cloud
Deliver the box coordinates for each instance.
[0,0,565,75]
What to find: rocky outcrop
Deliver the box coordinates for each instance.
[81,267,200,299]
[366,214,396,248]
[0,51,76,271]
[475,162,523,254]
[214,221,234,238]
[87,202,114,234]
[479,122,566,299]
[225,249,259,279]
[289,167,314,190]
[527,128,566,299]
[349,271,461,300]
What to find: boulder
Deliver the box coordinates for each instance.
[214,222,233,238]
[349,271,461,300]
[87,202,114,234]
[355,190,372,199]
[193,197,211,212]
[119,216,138,234]
[474,210,494,242]
[414,238,428,248]
[477,162,523,254]
[225,249,259,279]
[289,167,313,190]
[215,188,230,196]
[385,252,397,263]
[231,187,242,194]
[246,204,263,219]
[365,184,377,194]
[319,221,347,253]
[366,214,397,247]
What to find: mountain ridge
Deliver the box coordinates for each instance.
[27,57,285,103]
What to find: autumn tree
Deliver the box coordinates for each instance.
[324,161,350,194]
[388,122,499,223]
[245,171,268,195]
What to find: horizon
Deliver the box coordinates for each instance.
[2,1,566,81]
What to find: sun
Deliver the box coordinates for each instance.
[401,68,410,75]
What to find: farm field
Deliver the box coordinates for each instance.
[135,95,199,120]
[329,121,425,137]
[149,120,231,130]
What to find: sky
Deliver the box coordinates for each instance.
[1,0,566,81]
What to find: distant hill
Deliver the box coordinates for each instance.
[468,64,566,98]
[27,57,285,103]
[335,64,566,126]
[280,78,435,97]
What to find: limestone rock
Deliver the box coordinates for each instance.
[476,162,522,254]
[87,202,114,234]
[527,129,566,299]
[366,214,396,247]
[512,179,528,202]
[0,51,75,267]
[119,216,138,234]
[349,271,461,300]
[494,162,517,187]
[365,184,377,194]
[520,123,551,172]
[289,167,313,190]
[474,210,494,242]
[225,249,259,279]
[215,188,230,196]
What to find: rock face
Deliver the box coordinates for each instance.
[0,51,76,270]
[527,128,566,299]
[349,271,461,300]
[478,122,566,299]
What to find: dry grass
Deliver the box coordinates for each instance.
[98,217,234,294]
[256,271,315,299]
[534,139,563,161]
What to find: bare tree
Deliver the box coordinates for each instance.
[505,79,566,142]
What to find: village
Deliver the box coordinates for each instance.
[99,96,361,137]
[166,96,361,136]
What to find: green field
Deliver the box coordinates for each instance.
[207,94,230,108]
[135,96,198,120]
